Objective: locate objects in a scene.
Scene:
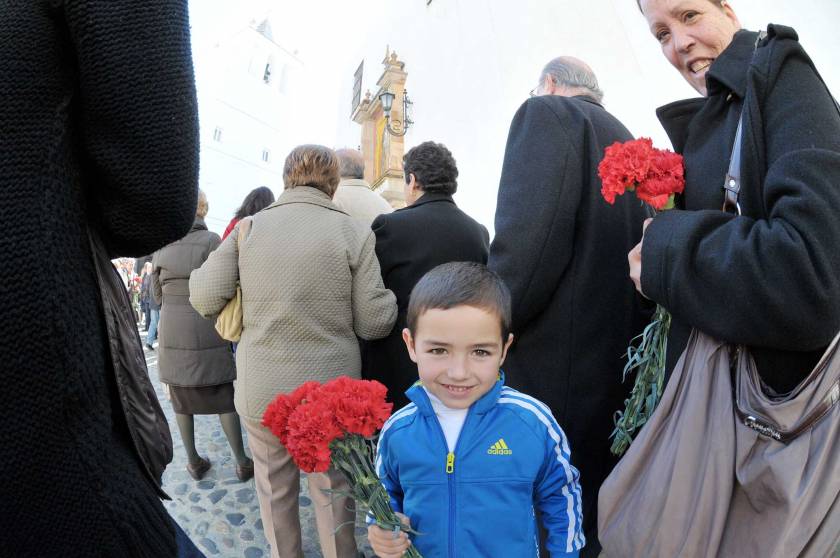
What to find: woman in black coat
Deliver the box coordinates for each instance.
[362,142,490,409]
[631,2,840,397]
[0,2,201,557]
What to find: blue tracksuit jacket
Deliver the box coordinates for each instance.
[375,374,585,557]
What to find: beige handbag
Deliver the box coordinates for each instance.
[597,330,840,557]
[214,217,251,342]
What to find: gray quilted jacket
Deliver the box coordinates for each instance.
[189,187,397,421]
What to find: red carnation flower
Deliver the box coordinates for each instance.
[598,138,656,204]
[320,377,392,437]
[262,381,323,446]
[284,397,342,472]
[598,137,684,211]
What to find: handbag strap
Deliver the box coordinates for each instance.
[736,378,840,444]
[722,117,744,214]
[726,29,840,442]
[721,30,767,215]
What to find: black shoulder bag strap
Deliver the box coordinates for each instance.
[722,30,767,215]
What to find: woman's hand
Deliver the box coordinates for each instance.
[367,513,412,558]
[629,218,653,296]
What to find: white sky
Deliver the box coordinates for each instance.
[189,0,369,149]
[188,1,840,233]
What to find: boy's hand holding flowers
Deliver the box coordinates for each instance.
[367,512,412,558]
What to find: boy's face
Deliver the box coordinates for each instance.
[403,305,514,410]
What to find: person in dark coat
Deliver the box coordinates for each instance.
[0,2,201,556]
[488,57,651,556]
[363,141,490,409]
[632,3,840,402]
[153,191,254,482]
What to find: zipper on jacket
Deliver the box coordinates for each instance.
[427,394,474,558]
[448,455,456,558]
[447,408,473,558]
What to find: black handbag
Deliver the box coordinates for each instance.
[88,228,173,499]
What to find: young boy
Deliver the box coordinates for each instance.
[368,262,585,557]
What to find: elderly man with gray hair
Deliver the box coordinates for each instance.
[488,56,650,557]
[332,148,393,225]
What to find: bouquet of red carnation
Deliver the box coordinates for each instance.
[598,138,684,456]
[263,377,423,557]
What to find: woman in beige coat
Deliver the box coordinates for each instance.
[190,145,397,558]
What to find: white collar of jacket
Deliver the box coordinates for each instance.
[406,371,506,417]
[265,186,349,215]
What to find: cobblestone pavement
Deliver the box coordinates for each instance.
[140,330,375,558]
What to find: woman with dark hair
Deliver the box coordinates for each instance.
[222,186,275,240]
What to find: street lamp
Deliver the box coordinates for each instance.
[379,89,413,137]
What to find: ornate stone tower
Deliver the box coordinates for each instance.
[351,49,408,208]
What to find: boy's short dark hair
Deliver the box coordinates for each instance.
[407,262,512,340]
[403,141,458,195]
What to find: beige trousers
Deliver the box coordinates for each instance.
[243,419,357,558]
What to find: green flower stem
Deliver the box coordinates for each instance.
[610,304,671,456]
[329,434,423,557]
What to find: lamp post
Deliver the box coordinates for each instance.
[378,89,413,137]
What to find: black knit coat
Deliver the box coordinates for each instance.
[0,2,199,556]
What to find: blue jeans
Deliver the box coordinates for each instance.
[147,308,160,346]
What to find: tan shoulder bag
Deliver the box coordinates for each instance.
[214,218,251,342]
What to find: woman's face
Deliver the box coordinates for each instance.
[640,0,741,96]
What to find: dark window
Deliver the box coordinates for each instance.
[351,60,364,116]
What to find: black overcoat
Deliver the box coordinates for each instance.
[644,27,840,393]
[0,2,199,556]
[362,193,489,408]
[488,95,651,554]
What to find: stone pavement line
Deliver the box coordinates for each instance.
[140,329,375,558]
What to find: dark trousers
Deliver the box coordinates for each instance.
[173,517,205,557]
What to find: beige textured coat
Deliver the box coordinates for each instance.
[189,187,397,421]
[332,178,393,226]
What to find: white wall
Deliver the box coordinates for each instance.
[333,0,840,234]
[190,2,305,234]
[195,29,302,233]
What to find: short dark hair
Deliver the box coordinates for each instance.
[403,141,458,195]
[234,186,275,219]
[407,262,511,340]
